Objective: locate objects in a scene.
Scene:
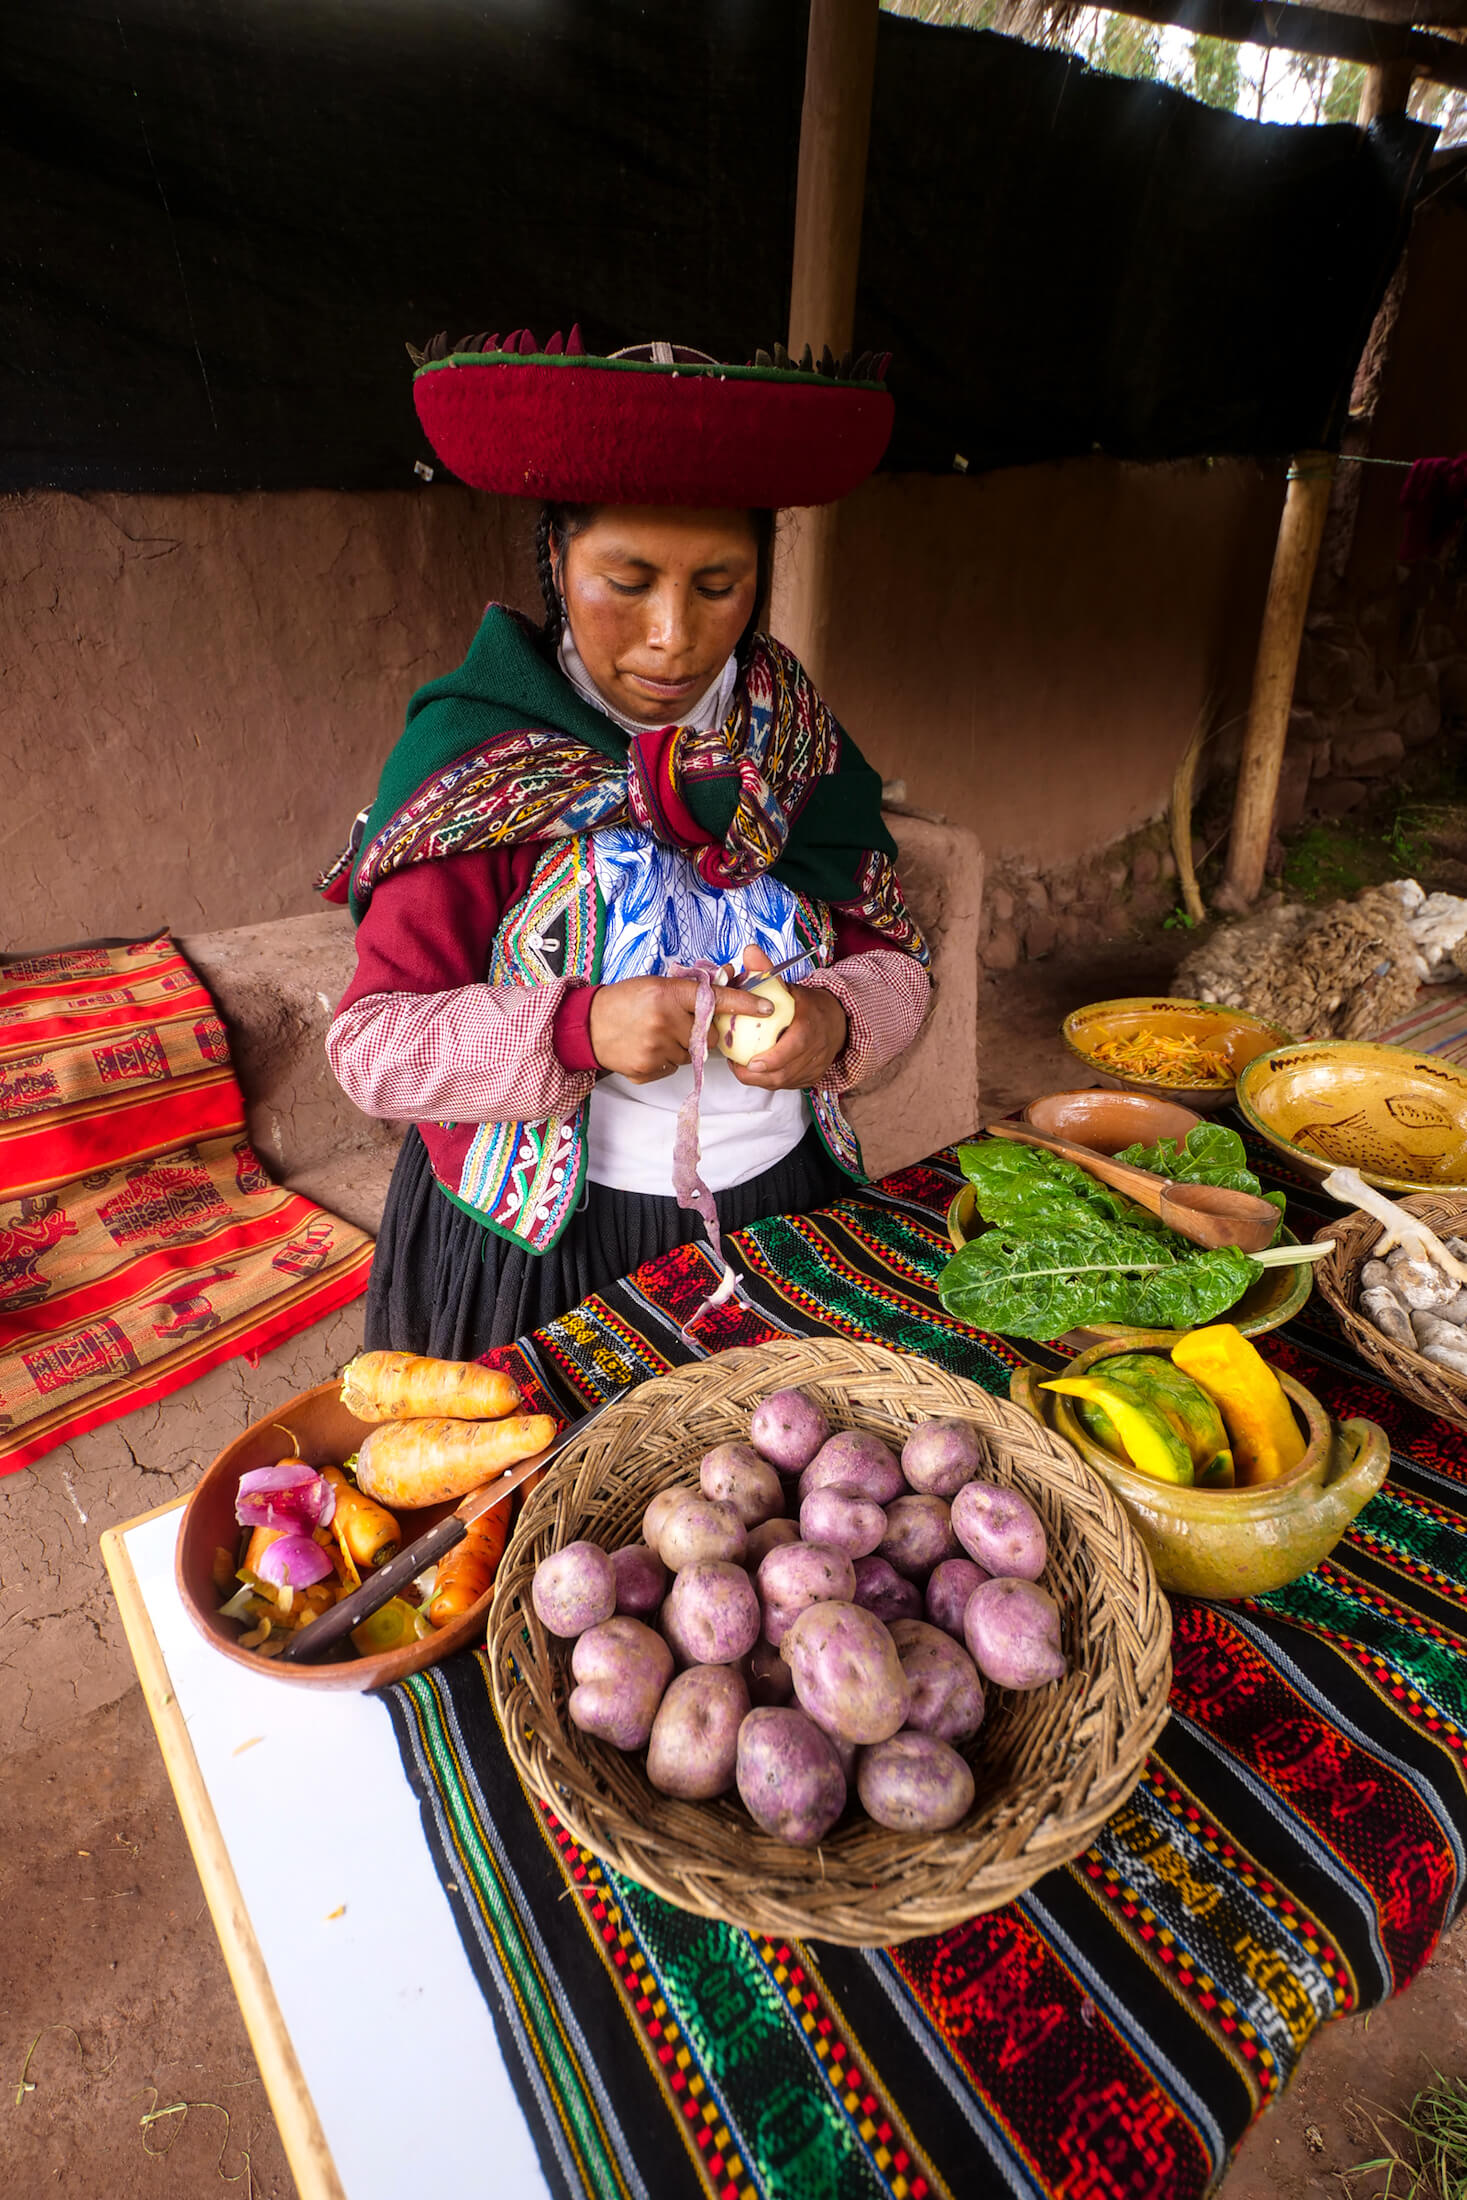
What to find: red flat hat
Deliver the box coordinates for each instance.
[411,331,893,508]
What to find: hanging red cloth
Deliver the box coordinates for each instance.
[1400,455,1467,560]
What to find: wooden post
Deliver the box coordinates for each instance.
[773,0,881,683]
[1358,58,1417,123]
[1216,454,1338,912]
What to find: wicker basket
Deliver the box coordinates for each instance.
[1314,1191,1467,1433]
[488,1337,1172,1947]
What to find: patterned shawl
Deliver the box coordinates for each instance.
[325,607,928,964]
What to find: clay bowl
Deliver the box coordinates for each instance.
[1062,998,1292,1112]
[944,1183,1312,1344]
[1023,1088,1203,1153]
[177,1380,502,1690]
[1010,1332,1389,1599]
[1236,1041,1467,1195]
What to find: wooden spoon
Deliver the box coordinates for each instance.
[984,1119,1281,1254]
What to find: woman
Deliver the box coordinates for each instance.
[322,329,932,1356]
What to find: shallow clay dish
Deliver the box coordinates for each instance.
[177,1380,512,1690]
[944,1183,1312,1343]
[1063,998,1292,1112]
[1236,1041,1467,1194]
[1010,1332,1388,1599]
[1023,1088,1202,1153]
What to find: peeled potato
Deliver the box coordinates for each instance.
[714,975,796,1064]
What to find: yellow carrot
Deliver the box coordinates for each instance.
[353,1414,556,1510]
[427,1501,511,1628]
[322,1465,401,1569]
[340,1352,522,1424]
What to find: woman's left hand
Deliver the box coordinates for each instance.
[726,945,848,1092]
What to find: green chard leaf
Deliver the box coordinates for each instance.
[956,1140,1159,1237]
[1113,1124,1286,1230]
[938,1227,1259,1342]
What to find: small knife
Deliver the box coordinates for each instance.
[278,1400,610,1664]
[714,947,818,988]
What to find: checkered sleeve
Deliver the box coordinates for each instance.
[802,950,932,1095]
[326,981,599,1125]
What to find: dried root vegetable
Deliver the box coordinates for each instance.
[340,1351,522,1423]
[354,1412,557,1508]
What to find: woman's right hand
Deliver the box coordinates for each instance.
[588,977,773,1084]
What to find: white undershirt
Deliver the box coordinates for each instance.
[555,630,812,1196]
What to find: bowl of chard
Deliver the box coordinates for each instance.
[941,1120,1325,1347]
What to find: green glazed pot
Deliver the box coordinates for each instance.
[1010,1332,1389,1600]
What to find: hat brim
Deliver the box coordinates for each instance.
[413,355,893,509]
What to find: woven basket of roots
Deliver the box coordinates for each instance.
[488,1337,1172,1947]
[1314,1191,1467,1433]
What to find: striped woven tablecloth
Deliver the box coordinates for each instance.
[383,1144,1466,2200]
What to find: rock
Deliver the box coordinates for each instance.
[1131,847,1160,886]
[1296,637,1361,712]
[1440,661,1467,720]
[1106,861,1130,893]
[1332,729,1404,779]
[984,923,1020,971]
[989,885,1015,923]
[1058,911,1091,947]
[1400,694,1442,749]
[1050,877,1075,907]
[1396,661,1440,704]
[1272,749,1314,835]
[1023,915,1057,959]
[1159,849,1177,880]
[1310,738,1333,780]
[1023,880,1050,914]
[1309,777,1369,819]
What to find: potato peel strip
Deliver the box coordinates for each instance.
[671,962,749,1338]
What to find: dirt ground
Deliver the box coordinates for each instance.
[2,946,1463,2199]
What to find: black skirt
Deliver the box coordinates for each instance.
[363,1123,847,1359]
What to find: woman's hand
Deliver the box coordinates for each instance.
[727,945,848,1093]
[589,975,774,1083]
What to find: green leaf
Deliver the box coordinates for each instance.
[938,1226,1258,1342]
[1114,1124,1286,1233]
[956,1140,1157,1238]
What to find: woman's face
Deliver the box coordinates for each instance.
[555,507,759,725]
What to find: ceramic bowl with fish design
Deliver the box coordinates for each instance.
[1236,1042,1467,1194]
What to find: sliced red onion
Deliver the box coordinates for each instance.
[670,961,748,1338]
[236,1459,336,1532]
[253,1531,335,1590]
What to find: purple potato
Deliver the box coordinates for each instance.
[925,1556,989,1639]
[735,1707,847,1845]
[963,1576,1067,1689]
[877,1494,958,1580]
[749,1389,830,1475]
[951,1480,1047,1582]
[857,1732,975,1832]
[664,1561,761,1666]
[643,1487,690,1553]
[699,1442,786,1528]
[781,1599,911,1746]
[901,1417,985,1497]
[888,1618,985,1742]
[799,1483,887,1560]
[747,1633,796,1706]
[746,1517,802,1570]
[851,1554,923,1625]
[647,1665,750,1798]
[756,1541,856,1646]
[611,1543,668,1619]
[531,1541,616,1639]
[568,1618,674,1750]
[798,1430,905,1507]
[657,1495,747,1571]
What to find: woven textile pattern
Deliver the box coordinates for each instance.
[351,631,928,966]
[384,1139,1465,2200]
[0,935,373,1474]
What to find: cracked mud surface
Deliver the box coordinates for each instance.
[2,1308,364,2200]
[1,1193,1461,2197]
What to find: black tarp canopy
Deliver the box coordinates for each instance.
[0,0,1434,490]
